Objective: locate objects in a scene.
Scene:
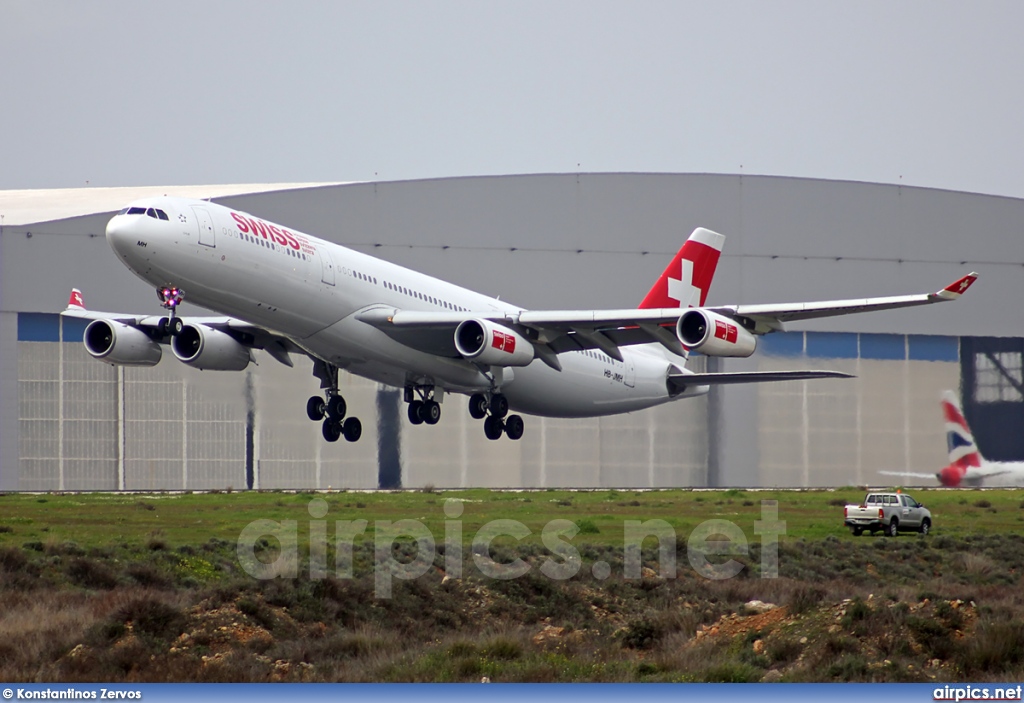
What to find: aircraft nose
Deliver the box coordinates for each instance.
[105,215,135,257]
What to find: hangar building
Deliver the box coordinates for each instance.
[2,174,1022,491]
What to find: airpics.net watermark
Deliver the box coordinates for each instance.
[235,498,786,598]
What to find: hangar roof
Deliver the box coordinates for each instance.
[0,182,347,226]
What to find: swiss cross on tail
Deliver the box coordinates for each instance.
[937,273,978,300]
[638,228,725,309]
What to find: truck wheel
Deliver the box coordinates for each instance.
[886,518,899,537]
[919,518,931,535]
[850,526,863,536]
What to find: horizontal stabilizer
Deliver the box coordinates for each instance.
[669,368,853,391]
[879,471,938,480]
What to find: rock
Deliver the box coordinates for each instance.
[752,639,765,654]
[532,625,565,645]
[761,670,784,683]
[799,636,808,644]
[744,600,777,613]
[481,677,491,683]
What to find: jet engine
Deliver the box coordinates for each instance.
[676,310,757,357]
[936,465,964,487]
[454,319,534,367]
[83,319,162,366]
[171,324,252,371]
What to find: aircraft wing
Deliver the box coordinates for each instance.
[357,271,978,360]
[716,272,978,333]
[61,292,304,367]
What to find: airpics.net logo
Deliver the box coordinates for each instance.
[235,498,786,598]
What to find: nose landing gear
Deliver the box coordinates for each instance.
[156,285,185,336]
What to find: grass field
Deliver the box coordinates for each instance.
[2,487,1023,550]
[2,487,1024,683]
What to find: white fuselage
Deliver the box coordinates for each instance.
[105,197,704,418]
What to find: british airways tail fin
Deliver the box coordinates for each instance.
[943,390,982,469]
[638,228,725,310]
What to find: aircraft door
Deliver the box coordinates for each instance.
[192,207,216,247]
[624,357,635,388]
[319,246,336,286]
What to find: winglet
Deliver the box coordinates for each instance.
[935,272,978,300]
[66,288,86,310]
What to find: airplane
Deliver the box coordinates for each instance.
[884,391,1024,487]
[62,196,978,443]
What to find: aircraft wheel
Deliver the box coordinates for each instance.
[490,394,509,419]
[327,394,347,421]
[322,419,341,443]
[484,415,504,440]
[306,396,326,421]
[505,414,524,441]
[342,417,362,442]
[157,318,168,336]
[422,400,441,425]
[408,400,424,425]
[169,317,184,336]
[468,394,488,420]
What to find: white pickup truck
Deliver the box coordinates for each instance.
[843,492,932,537]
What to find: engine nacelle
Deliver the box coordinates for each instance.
[171,324,252,371]
[454,319,534,367]
[676,310,757,357]
[83,319,162,366]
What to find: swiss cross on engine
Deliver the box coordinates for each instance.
[714,320,738,344]
[492,330,516,354]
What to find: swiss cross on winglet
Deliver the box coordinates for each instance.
[937,272,979,300]
[66,288,85,310]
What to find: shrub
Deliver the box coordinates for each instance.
[957,620,1024,674]
[621,618,661,650]
[0,546,28,572]
[974,499,992,509]
[67,557,118,590]
[112,596,186,641]
[577,519,600,535]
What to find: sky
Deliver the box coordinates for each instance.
[3,1,1024,197]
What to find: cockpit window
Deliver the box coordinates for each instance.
[140,208,169,220]
[126,207,146,215]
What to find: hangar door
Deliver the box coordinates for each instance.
[960,336,1024,462]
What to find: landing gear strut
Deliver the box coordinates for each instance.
[156,285,185,336]
[308,361,361,442]
[405,385,441,425]
[468,392,523,441]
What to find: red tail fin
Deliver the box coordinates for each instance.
[638,228,725,309]
[66,288,85,310]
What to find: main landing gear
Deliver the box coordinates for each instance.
[307,362,361,442]
[469,392,524,441]
[405,386,442,425]
[156,285,185,336]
